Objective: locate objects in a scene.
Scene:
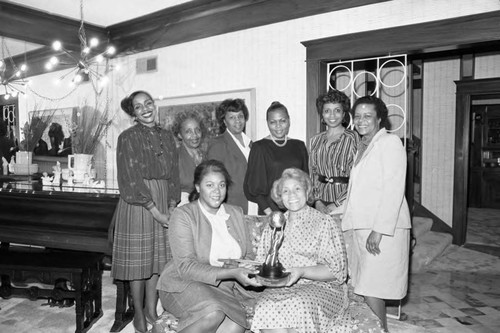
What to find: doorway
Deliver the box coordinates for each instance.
[454,78,500,245]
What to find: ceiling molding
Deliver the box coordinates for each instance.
[302,10,500,62]
[2,0,387,78]
[0,2,108,52]
[108,0,388,54]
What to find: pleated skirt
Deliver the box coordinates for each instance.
[111,179,171,280]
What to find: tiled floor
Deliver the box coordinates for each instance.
[397,208,500,333]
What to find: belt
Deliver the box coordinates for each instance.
[318,175,349,184]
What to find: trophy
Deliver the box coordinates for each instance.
[256,211,290,286]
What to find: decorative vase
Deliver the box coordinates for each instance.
[68,153,93,183]
[16,151,33,165]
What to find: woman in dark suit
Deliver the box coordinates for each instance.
[207,99,256,214]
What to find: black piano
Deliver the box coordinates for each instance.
[0,176,132,332]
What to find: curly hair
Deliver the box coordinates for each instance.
[216,99,249,132]
[48,122,65,145]
[351,95,391,130]
[120,90,154,117]
[316,89,351,124]
[171,109,208,140]
[188,159,233,202]
[271,168,314,209]
[266,101,289,120]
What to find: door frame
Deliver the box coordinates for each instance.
[453,77,500,245]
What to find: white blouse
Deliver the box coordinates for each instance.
[198,202,242,267]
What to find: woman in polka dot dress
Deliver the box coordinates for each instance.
[251,168,351,333]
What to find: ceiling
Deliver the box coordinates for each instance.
[1,0,194,56]
[0,0,388,78]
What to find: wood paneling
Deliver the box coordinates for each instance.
[0,2,108,53]
[303,11,500,62]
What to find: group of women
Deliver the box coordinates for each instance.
[111,89,411,333]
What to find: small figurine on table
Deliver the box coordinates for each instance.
[41,172,53,185]
[67,171,75,186]
[52,161,62,186]
[82,173,91,186]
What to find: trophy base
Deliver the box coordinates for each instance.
[255,272,290,287]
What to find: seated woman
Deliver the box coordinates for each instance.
[171,109,207,206]
[251,168,350,333]
[157,159,261,333]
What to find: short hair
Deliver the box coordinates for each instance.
[120,90,154,117]
[316,89,351,124]
[266,101,289,120]
[189,159,233,202]
[216,99,249,132]
[271,168,314,209]
[171,109,207,140]
[351,95,391,130]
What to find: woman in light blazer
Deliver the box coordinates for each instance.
[342,96,411,331]
[157,160,260,333]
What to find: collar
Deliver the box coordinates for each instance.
[226,130,252,149]
[198,200,230,220]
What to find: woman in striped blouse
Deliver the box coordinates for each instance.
[309,90,359,215]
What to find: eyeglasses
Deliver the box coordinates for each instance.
[133,99,155,113]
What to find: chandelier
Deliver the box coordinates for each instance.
[44,0,116,88]
[0,37,28,100]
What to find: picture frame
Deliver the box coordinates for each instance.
[156,88,256,141]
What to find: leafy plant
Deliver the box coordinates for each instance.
[69,100,114,155]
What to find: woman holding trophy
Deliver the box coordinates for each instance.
[251,168,351,333]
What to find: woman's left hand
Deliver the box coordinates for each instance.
[366,231,383,255]
[284,267,304,287]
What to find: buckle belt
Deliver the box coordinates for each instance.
[318,175,349,184]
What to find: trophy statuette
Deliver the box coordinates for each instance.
[256,211,290,287]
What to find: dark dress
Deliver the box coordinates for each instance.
[0,136,15,163]
[244,138,308,214]
[111,124,180,280]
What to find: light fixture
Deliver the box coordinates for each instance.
[44,0,116,88]
[0,37,28,100]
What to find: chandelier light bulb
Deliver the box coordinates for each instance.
[11,91,18,97]
[95,54,104,63]
[50,56,59,65]
[15,71,21,77]
[89,38,99,48]
[3,94,9,100]
[20,64,27,71]
[45,62,53,70]
[82,47,90,54]
[106,46,116,55]
[52,40,62,51]
[74,74,83,83]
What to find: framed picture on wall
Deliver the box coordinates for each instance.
[156,88,256,141]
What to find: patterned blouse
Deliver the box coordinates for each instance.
[309,129,359,206]
[116,123,180,207]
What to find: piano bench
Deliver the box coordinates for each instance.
[0,248,104,333]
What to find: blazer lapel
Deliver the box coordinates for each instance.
[223,131,246,163]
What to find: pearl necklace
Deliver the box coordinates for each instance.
[270,135,288,147]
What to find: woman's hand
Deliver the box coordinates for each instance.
[284,267,304,286]
[149,206,170,228]
[263,208,273,216]
[314,201,330,215]
[366,231,383,255]
[231,267,262,287]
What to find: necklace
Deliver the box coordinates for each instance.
[142,124,165,157]
[270,134,288,147]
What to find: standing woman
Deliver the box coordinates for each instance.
[310,90,359,215]
[244,101,308,215]
[342,96,411,331]
[172,110,207,206]
[207,98,256,214]
[112,91,180,333]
